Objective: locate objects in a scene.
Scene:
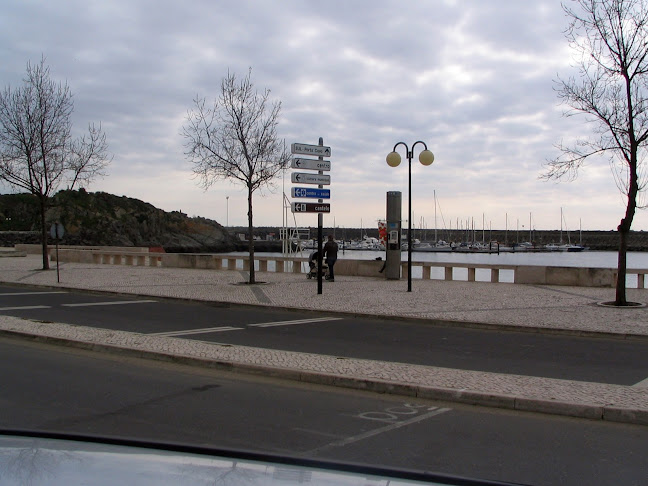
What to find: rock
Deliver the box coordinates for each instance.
[0,189,238,252]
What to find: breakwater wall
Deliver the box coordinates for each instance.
[5,229,648,252]
[233,227,648,252]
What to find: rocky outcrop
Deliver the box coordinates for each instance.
[0,189,238,252]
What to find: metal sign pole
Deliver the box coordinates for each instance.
[317,137,324,295]
[55,235,60,283]
[290,138,331,294]
[49,222,64,283]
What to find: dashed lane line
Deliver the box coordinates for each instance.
[0,291,67,296]
[61,300,158,307]
[0,299,157,311]
[147,317,342,337]
[248,317,343,328]
[0,306,50,311]
[150,327,244,337]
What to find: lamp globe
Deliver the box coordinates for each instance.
[419,150,434,166]
[386,151,401,167]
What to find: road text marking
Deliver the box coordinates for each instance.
[305,406,451,455]
[248,317,343,328]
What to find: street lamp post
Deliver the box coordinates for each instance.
[386,141,434,292]
[226,196,229,227]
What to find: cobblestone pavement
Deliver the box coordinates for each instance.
[1,253,647,425]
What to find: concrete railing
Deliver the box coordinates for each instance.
[47,248,648,288]
[17,244,151,255]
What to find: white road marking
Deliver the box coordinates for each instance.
[149,316,341,338]
[0,292,67,296]
[633,376,648,388]
[305,407,451,455]
[0,306,50,311]
[150,327,244,337]
[248,317,343,328]
[62,300,157,307]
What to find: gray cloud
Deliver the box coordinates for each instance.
[0,0,642,232]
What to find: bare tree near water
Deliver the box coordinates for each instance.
[545,0,648,305]
[182,69,289,284]
[0,58,110,270]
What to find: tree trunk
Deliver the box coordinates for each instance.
[615,145,639,305]
[247,186,255,284]
[39,195,50,270]
[615,226,628,305]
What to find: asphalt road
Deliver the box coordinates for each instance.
[1,283,647,385]
[1,337,647,486]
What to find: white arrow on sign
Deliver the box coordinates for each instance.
[291,143,332,157]
[291,158,331,171]
[291,172,331,185]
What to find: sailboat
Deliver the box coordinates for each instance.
[551,208,585,252]
[413,191,452,251]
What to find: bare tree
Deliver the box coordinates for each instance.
[0,58,110,270]
[182,69,289,284]
[545,0,648,305]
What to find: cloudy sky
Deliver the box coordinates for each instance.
[2,0,645,233]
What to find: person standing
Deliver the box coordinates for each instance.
[323,235,338,281]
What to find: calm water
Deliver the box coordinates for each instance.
[227,249,648,267]
[223,249,648,286]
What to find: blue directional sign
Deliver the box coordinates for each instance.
[292,187,331,199]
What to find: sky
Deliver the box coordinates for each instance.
[1,0,646,234]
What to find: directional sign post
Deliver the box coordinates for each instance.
[291,202,331,213]
[291,158,331,171]
[291,143,331,158]
[291,187,330,199]
[291,172,331,185]
[291,138,332,295]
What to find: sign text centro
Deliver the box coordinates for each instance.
[291,158,331,171]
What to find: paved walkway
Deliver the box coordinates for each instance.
[1,252,647,425]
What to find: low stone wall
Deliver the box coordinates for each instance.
[43,247,648,288]
[514,265,617,287]
[335,259,385,277]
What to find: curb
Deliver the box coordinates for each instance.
[2,328,647,427]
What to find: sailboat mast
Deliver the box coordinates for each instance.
[482,213,485,244]
[434,190,437,243]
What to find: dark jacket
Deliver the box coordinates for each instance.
[323,240,338,260]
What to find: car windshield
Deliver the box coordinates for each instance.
[0,431,500,486]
